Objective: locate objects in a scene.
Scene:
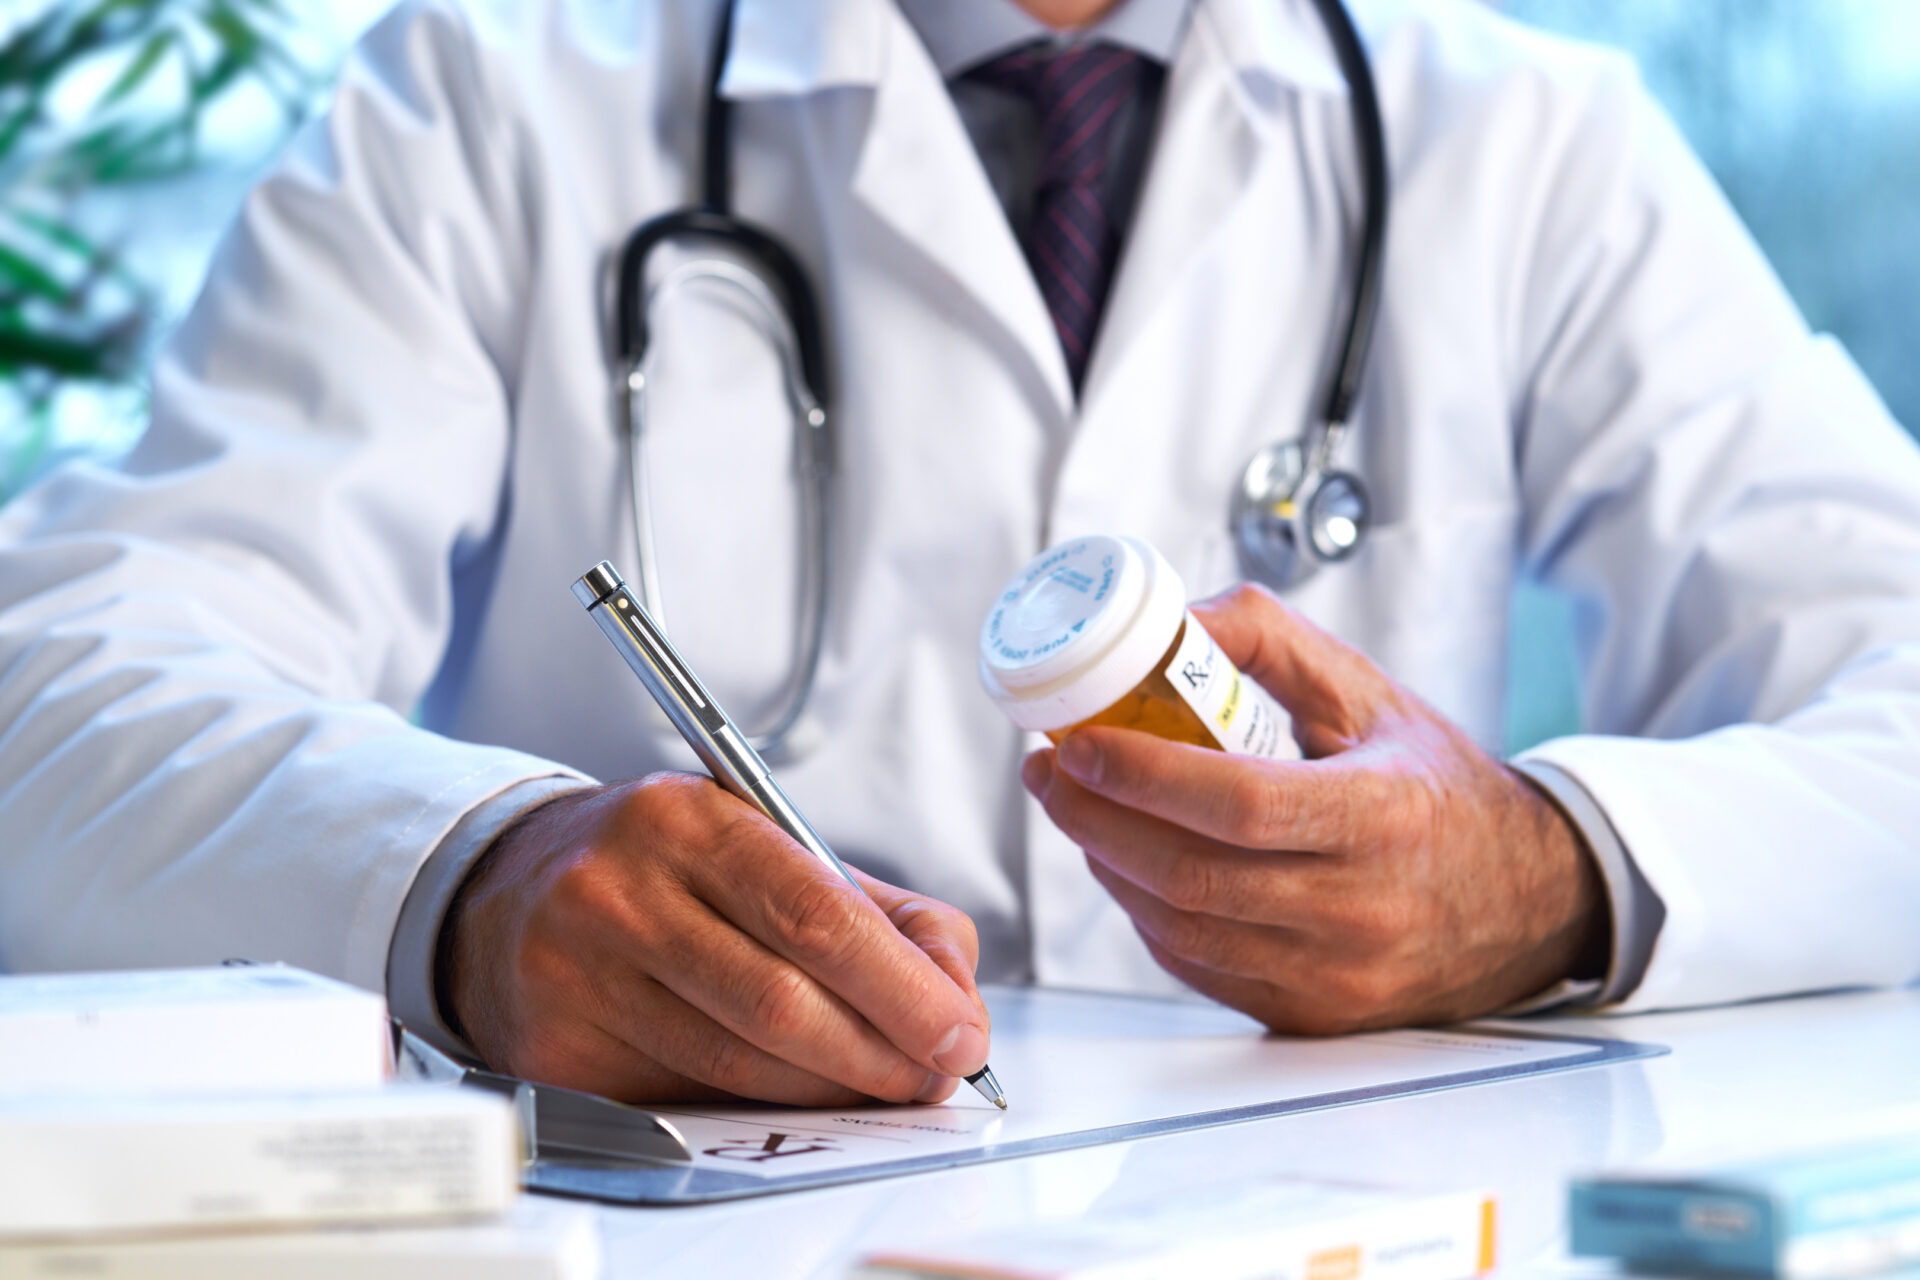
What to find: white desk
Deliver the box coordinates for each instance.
[573,985,1920,1278]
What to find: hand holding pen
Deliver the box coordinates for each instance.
[431,566,999,1109]
[571,562,1003,1110]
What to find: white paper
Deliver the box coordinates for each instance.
[647,989,1599,1180]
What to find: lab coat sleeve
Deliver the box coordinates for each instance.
[0,0,586,991]
[386,775,591,1057]
[1506,61,1920,1011]
[1510,761,1664,1008]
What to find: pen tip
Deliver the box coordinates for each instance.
[967,1064,1007,1110]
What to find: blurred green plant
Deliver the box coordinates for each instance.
[1,0,314,495]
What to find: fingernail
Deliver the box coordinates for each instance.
[1020,750,1053,797]
[1056,734,1101,785]
[932,1022,988,1076]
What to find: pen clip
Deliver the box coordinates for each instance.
[575,563,735,744]
[607,590,728,735]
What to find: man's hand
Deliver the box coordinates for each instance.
[1023,585,1608,1034]
[443,776,991,1105]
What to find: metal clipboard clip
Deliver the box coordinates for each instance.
[395,1025,693,1171]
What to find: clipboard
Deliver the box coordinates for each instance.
[498,985,1662,1205]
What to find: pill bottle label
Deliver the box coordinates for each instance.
[1162,613,1292,759]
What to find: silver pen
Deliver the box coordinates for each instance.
[571,561,1006,1110]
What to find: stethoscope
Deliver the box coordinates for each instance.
[612,0,1388,759]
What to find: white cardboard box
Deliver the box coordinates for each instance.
[0,1087,520,1242]
[0,966,390,1096]
[0,1199,598,1280]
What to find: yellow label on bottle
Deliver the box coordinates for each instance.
[1215,670,1243,733]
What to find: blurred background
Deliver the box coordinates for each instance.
[1,0,1915,751]
[1497,0,1920,751]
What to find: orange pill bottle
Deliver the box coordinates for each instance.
[977,535,1294,758]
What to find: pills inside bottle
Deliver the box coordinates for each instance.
[978,535,1295,759]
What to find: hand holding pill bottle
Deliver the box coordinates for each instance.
[978,536,1298,759]
[988,539,1605,1033]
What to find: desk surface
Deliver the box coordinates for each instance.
[564,984,1920,1279]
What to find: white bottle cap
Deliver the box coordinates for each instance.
[978,535,1187,733]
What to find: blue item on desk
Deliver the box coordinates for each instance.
[1572,1126,1920,1278]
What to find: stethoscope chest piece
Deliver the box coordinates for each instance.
[1232,436,1373,590]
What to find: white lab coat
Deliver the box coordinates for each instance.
[1,0,1917,1013]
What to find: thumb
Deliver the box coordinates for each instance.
[1189,584,1392,753]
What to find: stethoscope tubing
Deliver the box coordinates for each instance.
[1305,0,1390,433]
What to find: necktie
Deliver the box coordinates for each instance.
[969,42,1156,393]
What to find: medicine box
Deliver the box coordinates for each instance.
[855,1179,1496,1280]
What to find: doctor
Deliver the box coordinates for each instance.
[2,0,1919,1107]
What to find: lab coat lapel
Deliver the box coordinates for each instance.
[1080,0,1351,417]
[726,0,1073,418]
[847,8,1074,416]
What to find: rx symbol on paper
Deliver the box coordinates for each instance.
[702,1132,844,1163]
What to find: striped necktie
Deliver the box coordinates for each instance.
[969,42,1156,393]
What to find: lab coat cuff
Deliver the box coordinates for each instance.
[1497,976,1604,1016]
[1509,758,1667,1009]
[386,774,597,1064]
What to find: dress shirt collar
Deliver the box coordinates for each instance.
[891,0,1192,78]
[721,0,1349,100]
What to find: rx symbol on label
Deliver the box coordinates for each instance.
[1180,649,1215,691]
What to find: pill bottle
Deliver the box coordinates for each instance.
[978,535,1293,758]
